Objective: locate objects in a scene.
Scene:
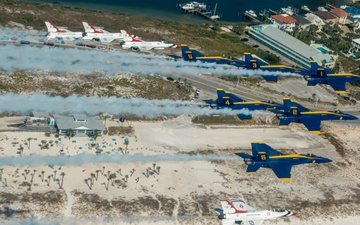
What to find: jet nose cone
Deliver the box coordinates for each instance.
[316,157,332,164]
[291,212,297,216]
[174,45,180,49]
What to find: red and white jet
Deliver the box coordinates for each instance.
[45,21,84,42]
[216,199,296,225]
[120,30,180,51]
[82,22,127,43]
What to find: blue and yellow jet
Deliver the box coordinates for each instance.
[204,88,283,121]
[236,142,332,181]
[181,44,299,83]
[180,44,246,67]
[276,98,358,134]
[299,61,360,94]
[243,52,300,83]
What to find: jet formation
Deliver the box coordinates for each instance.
[181,44,300,83]
[204,88,283,121]
[203,89,357,133]
[236,142,332,181]
[276,97,358,134]
[45,21,179,51]
[180,44,360,93]
[215,198,296,225]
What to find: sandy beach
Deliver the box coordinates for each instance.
[1,114,360,224]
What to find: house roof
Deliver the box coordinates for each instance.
[314,11,337,20]
[330,8,348,17]
[291,14,311,25]
[271,14,297,24]
[54,114,105,131]
[250,24,332,65]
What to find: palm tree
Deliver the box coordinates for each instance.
[27,138,32,150]
[152,163,156,170]
[67,129,74,139]
[156,166,161,175]
[130,169,135,177]
[84,178,92,190]
[59,172,65,189]
[40,171,45,182]
[46,175,52,186]
[0,168,3,182]
[124,174,129,182]
[94,129,99,140]
[53,170,57,181]
[109,173,116,186]
[90,173,96,185]
[102,166,105,175]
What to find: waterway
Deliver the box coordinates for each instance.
[22,0,349,24]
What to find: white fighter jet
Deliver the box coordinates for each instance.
[120,30,179,51]
[216,199,296,225]
[45,21,84,42]
[82,21,127,43]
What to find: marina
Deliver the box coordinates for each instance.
[178,1,221,21]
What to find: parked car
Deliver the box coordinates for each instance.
[20,40,30,44]
[240,38,249,42]
[252,44,259,48]
[44,41,54,46]
[166,77,175,82]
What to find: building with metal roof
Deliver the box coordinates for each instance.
[54,114,105,137]
[352,38,360,52]
[249,24,334,69]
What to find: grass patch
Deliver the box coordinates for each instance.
[324,133,346,158]
[192,115,242,125]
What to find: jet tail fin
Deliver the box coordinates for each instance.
[181,44,205,61]
[244,52,269,68]
[45,21,63,32]
[220,200,247,214]
[283,98,309,115]
[251,142,282,157]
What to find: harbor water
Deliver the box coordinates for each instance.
[22,0,349,24]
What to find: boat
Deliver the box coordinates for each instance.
[281,6,294,15]
[245,10,257,18]
[180,1,207,11]
[210,3,221,20]
[318,6,327,11]
[301,5,311,12]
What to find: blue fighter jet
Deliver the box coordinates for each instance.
[236,142,332,181]
[181,44,299,83]
[299,60,360,94]
[243,52,301,83]
[180,44,246,67]
[204,88,283,121]
[276,98,358,134]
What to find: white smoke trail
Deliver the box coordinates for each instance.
[0,92,262,116]
[0,44,300,77]
[0,215,216,225]
[0,153,237,166]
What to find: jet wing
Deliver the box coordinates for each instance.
[246,164,261,174]
[325,79,346,92]
[306,79,321,87]
[139,45,152,51]
[99,37,113,43]
[221,219,236,225]
[237,114,253,121]
[268,162,292,181]
[243,220,264,225]
[261,75,278,83]
[299,118,321,132]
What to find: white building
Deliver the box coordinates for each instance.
[249,24,335,69]
[352,38,360,52]
[271,14,297,32]
[54,114,105,137]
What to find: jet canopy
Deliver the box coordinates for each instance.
[270,208,286,212]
